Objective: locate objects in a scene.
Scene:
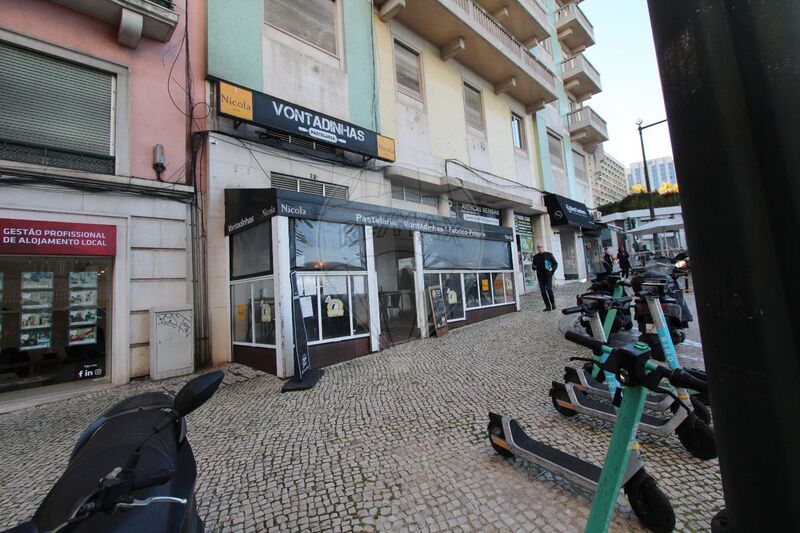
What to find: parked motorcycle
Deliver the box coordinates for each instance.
[2,371,224,533]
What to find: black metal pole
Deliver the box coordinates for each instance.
[648,1,800,531]
[637,119,666,253]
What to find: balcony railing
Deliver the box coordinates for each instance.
[560,53,601,99]
[475,0,550,45]
[555,3,595,51]
[567,106,608,149]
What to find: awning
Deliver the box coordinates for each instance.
[543,193,597,229]
[627,215,684,236]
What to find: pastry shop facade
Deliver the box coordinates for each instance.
[221,188,521,377]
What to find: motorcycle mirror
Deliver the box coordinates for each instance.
[173,371,224,418]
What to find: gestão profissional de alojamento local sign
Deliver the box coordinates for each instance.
[0,218,116,256]
[218,80,396,162]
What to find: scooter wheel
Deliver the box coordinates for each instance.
[625,471,676,533]
[550,386,578,417]
[690,396,711,425]
[677,417,717,460]
[671,328,686,345]
[487,420,513,458]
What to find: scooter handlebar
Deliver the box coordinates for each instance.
[564,330,607,353]
[561,305,585,315]
[668,368,708,393]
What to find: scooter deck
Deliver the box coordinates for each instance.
[565,367,667,406]
[568,385,671,428]
[508,418,602,484]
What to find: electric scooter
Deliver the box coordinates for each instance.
[562,289,711,424]
[550,282,716,460]
[2,371,224,533]
[489,331,709,532]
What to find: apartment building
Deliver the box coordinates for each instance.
[0,0,200,403]
[627,155,678,190]
[592,153,628,207]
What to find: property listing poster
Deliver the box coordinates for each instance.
[20,272,54,351]
[68,272,98,346]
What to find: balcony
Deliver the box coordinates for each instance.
[555,3,595,52]
[560,53,601,101]
[567,106,608,150]
[49,0,179,48]
[474,0,550,46]
[377,0,558,111]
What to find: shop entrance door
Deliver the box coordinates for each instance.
[559,230,580,280]
[584,239,600,278]
[373,229,419,348]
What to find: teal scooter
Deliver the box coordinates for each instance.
[489,332,708,532]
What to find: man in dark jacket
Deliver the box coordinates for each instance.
[532,244,558,311]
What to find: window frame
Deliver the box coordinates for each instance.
[511,113,527,151]
[463,82,485,131]
[423,269,516,316]
[0,29,130,175]
[229,222,274,281]
[295,271,370,346]
[547,131,565,170]
[393,40,424,102]
[230,274,277,348]
[263,0,343,63]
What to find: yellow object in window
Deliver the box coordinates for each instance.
[236,303,246,321]
[260,301,272,323]
[325,296,345,318]
[447,288,458,305]
[481,278,490,292]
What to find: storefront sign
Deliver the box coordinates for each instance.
[514,214,534,235]
[0,218,116,256]
[225,189,515,242]
[290,273,312,381]
[543,194,597,229]
[450,202,501,226]
[218,80,396,162]
[428,286,449,337]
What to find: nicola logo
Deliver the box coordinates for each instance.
[219,82,254,121]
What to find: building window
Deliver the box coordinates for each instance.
[231,276,276,347]
[573,150,586,181]
[394,41,422,99]
[264,0,338,56]
[391,183,437,207]
[548,132,564,169]
[296,273,369,344]
[463,83,484,130]
[0,41,115,174]
[511,113,526,150]
[291,220,366,271]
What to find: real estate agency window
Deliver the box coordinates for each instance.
[548,132,565,169]
[463,83,484,130]
[264,0,338,56]
[0,41,115,174]
[511,113,526,150]
[394,41,422,100]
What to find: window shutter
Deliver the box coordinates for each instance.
[0,42,113,157]
[573,150,586,180]
[464,84,483,129]
[548,133,564,169]
[394,43,420,97]
[265,0,337,55]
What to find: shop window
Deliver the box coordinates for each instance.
[0,41,116,174]
[395,41,422,99]
[230,277,276,347]
[464,273,479,309]
[442,273,465,321]
[264,0,338,56]
[421,234,512,271]
[0,257,112,394]
[478,273,492,306]
[492,273,506,304]
[296,273,369,344]
[231,222,272,280]
[292,219,366,271]
[463,83,484,130]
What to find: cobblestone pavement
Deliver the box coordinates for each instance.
[0,282,722,532]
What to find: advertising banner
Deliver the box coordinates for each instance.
[0,218,116,256]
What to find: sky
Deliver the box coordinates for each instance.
[579,1,673,168]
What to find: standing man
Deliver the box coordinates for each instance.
[532,244,558,311]
[602,247,614,275]
[617,247,632,278]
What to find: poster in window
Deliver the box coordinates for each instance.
[20,312,52,330]
[324,295,345,318]
[69,326,97,346]
[21,291,53,309]
[70,290,97,307]
[447,288,459,305]
[300,296,314,318]
[70,272,98,288]
[260,301,272,323]
[69,308,97,326]
[21,272,54,290]
[481,278,490,292]
[20,330,51,351]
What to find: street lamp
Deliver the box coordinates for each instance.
[636,118,667,253]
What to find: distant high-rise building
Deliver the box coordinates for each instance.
[626,156,678,191]
[592,153,628,206]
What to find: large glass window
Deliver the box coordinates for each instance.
[264,0,338,56]
[442,273,464,321]
[292,220,366,270]
[422,234,512,271]
[492,273,507,304]
[479,273,492,306]
[296,273,369,344]
[231,277,276,347]
[231,222,272,280]
[395,41,422,99]
[0,256,112,394]
[464,273,479,309]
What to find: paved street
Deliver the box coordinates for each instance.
[0,283,722,532]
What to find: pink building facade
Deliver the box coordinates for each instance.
[0,0,204,407]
